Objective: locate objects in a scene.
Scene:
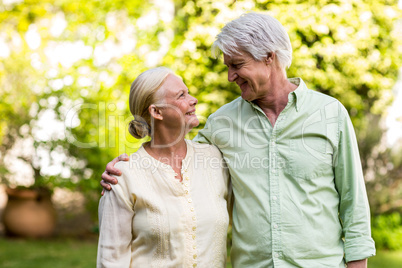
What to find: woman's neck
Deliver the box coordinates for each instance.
[145,123,189,160]
[145,129,188,181]
[146,138,187,159]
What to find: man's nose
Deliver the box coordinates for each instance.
[228,69,237,82]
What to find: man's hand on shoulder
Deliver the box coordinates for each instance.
[100,153,129,195]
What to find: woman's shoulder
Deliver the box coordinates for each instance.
[114,160,130,171]
[114,149,146,176]
[110,150,149,195]
[187,140,223,158]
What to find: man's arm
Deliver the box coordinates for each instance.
[347,259,367,268]
[100,154,129,193]
[101,113,215,193]
[333,105,375,263]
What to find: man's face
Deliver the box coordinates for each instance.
[223,52,271,102]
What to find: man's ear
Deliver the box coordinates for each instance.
[265,52,275,65]
[149,104,163,120]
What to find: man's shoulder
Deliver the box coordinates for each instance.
[303,87,342,106]
[307,88,335,99]
[294,77,340,104]
[302,88,351,118]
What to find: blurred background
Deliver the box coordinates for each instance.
[0,0,401,267]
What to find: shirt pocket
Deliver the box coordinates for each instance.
[288,138,333,180]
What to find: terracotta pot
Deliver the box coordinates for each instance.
[2,187,56,238]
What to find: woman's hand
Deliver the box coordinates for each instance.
[100,154,129,195]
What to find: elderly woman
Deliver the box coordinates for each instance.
[101,12,375,268]
[97,67,229,268]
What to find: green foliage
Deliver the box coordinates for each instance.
[0,0,401,220]
[372,213,402,250]
[368,249,402,268]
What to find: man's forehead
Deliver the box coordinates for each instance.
[223,54,242,64]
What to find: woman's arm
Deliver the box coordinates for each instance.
[97,166,135,267]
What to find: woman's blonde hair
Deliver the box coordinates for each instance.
[128,67,174,139]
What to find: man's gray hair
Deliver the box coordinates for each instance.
[212,12,292,70]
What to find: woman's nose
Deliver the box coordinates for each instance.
[190,95,198,106]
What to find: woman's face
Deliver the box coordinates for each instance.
[159,74,199,131]
[224,52,272,102]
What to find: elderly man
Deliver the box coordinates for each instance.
[101,12,375,267]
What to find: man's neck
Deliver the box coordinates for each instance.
[254,76,298,126]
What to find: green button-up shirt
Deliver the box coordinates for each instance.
[194,78,375,267]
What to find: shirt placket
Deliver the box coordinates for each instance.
[270,105,293,265]
[270,96,294,265]
[181,166,198,267]
[253,103,283,264]
[270,125,283,264]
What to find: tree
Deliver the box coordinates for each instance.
[0,0,401,220]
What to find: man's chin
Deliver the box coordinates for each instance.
[241,93,253,102]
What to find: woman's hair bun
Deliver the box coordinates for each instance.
[128,118,150,139]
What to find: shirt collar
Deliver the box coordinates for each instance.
[288,77,307,112]
[247,77,308,112]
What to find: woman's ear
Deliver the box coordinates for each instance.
[149,104,163,120]
[265,52,275,65]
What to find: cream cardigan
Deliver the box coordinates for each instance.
[97,140,229,267]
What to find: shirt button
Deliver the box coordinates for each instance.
[188,198,192,203]
[192,235,196,239]
[273,224,278,229]
[192,216,196,221]
[193,264,197,267]
[274,252,279,258]
[193,254,197,259]
[192,226,196,231]
[272,196,277,201]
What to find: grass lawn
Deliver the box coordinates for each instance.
[226,250,402,268]
[0,236,401,267]
[0,237,97,268]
